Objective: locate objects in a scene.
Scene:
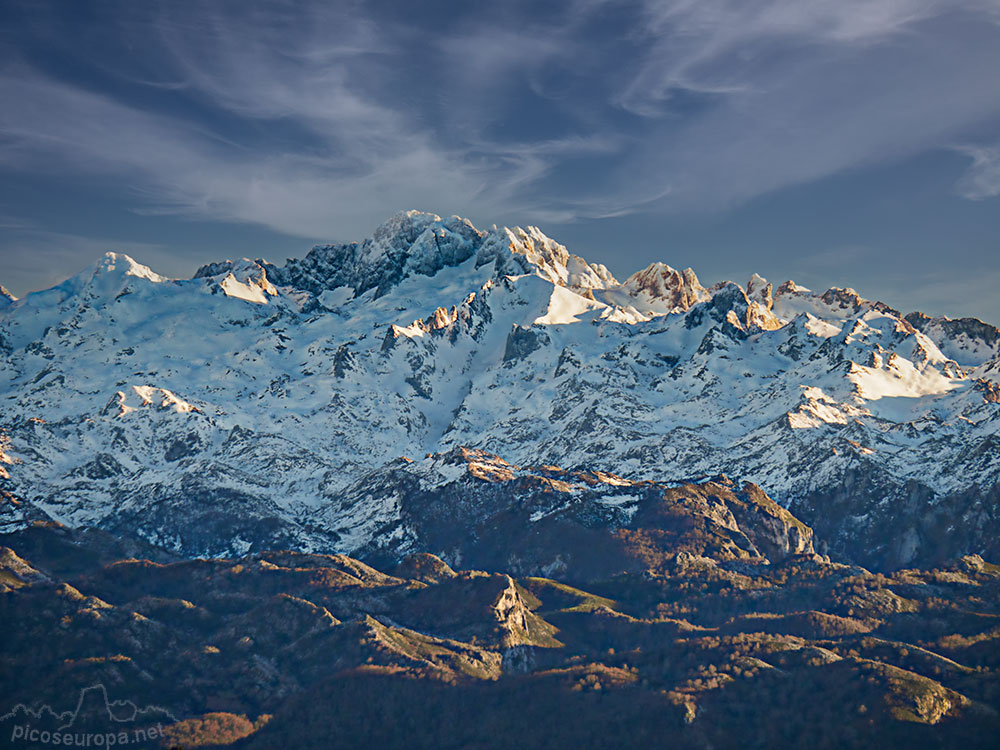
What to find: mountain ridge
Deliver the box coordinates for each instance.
[1,210,999,571]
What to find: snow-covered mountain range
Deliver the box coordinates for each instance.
[1,210,998,569]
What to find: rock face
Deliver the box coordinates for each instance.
[905,311,1000,367]
[616,262,709,314]
[258,212,484,299]
[0,545,50,590]
[332,448,815,581]
[707,481,814,561]
[0,211,999,570]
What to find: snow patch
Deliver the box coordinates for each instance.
[220,272,272,304]
[534,286,605,325]
[129,386,199,414]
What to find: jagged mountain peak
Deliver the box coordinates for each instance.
[365,210,483,275]
[19,251,172,309]
[684,279,780,334]
[485,224,618,291]
[370,209,476,247]
[265,210,483,299]
[746,273,773,308]
[371,208,445,239]
[193,256,269,279]
[818,286,901,317]
[622,262,706,308]
[774,279,810,298]
[243,212,619,305]
[193,258,280,305]
[89,251,167,284]
[904,310,1000,368]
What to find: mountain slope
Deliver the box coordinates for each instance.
[0,211,998,569]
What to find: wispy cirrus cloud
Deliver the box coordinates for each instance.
[616,0,970,116]
[953,143,1000,200]
[0,0,634,240]
[0,0,998,247]
[603,0,1000,212]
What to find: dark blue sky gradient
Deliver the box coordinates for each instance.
[1,0,998,321]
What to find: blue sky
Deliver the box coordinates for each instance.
[1,0,999,321]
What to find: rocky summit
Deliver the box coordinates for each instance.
[2,210,1000,748]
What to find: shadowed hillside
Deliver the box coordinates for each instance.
[1,521,999,748]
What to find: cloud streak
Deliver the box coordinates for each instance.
[953,144,1000,200]
[617,0,969,116]
[0,0,998,247]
